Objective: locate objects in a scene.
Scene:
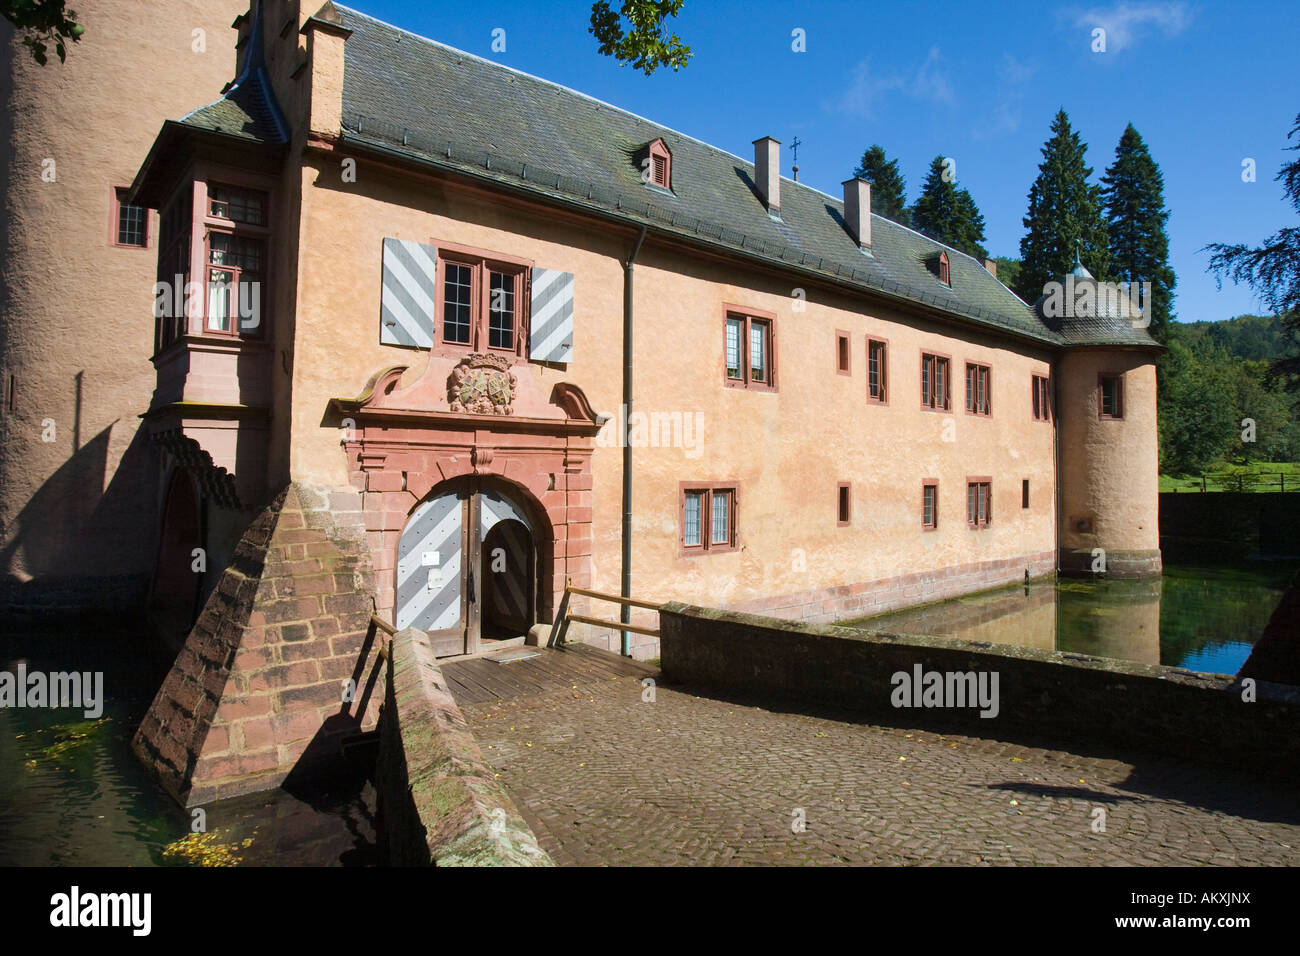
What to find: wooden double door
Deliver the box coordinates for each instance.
[395,478,537,657]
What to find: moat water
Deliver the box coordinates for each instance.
[1,560,1292,865]
[841,560,1297,674]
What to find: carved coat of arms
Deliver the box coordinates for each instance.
[448,353,517,415]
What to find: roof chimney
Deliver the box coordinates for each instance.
[753,137,780,214]
[983,258,998,278]
[842,177,872,250]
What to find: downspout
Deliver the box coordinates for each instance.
[621,227,647,656]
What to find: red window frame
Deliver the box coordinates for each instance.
[1032,374,1052,422]
[966,478,992,529]
[647,138,672,189]
[921,352,951,410]
[432,242,531,359]
[1098,374,1124,419]
[679,482,738,555]
[938,251,950,285]
[867,337,888,404]
[154,184,193,352]
[111,186,150,249]
[723,307,776,390]
[965,362,992,416]
[1022,479,1030,509]
[201,182,270,340]
[922,480,938,530]
[836,331,851,375]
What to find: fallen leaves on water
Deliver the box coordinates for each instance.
[161,830,255,867]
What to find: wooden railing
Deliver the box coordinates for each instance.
[548,583,662,653]
[369,613,396,659]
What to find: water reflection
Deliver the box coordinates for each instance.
[841,562,1295,675]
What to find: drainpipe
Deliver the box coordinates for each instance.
[621,227,647,657]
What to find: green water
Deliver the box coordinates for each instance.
[840,561,1298,675]
[0,620,379,866]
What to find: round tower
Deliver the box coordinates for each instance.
[1039,256,1163,577]
[0,0,245,610]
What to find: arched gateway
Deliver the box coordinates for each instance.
[331,356,607,656]
[396,478,543,656]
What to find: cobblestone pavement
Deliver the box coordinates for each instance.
[463,670,1300,866]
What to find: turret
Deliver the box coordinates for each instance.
[1037,253,1163,577]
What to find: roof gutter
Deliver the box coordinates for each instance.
[621,226,647,657]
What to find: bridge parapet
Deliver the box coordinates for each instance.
[376,627,553,866]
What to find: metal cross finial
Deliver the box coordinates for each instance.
[790,136,802,166]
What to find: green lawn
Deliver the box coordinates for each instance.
[1160,461,1300,493]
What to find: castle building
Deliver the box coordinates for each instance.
[3,1,1161,802]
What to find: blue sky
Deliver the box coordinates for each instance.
[352,0,1298,323]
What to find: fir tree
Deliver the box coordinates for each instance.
[911,156,988,259]
[1015,109,1110,303]
[853,145,909,225]
[1101,124,1175,342]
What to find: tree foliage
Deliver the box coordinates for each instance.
[853,145,909,225]
[1015,109,1110,303]
[1205,110,1300,391]
[589,0,691,75]
[1101,124,1176,343]
[2,0,83,65]
[911,155,988,260]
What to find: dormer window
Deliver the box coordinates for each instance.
[641,138,672,190]
[939,252,950,285]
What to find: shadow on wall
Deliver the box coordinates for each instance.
[0,421,159,610]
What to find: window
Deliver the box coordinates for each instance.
[836,332,851,375]
[938,252,950,285]
[208,184,265,225]
[681,484,737,553]
[645,138,672,189]
[1022,479,1030,509]
[113,188,148,248]
[837,483,851,526]
[921,353,950,410]
[155,186,192,351]
[965,363,991,416]
[1099,374,1124,419]
[922,480,938,530]
[867,338,888,403]
[967,479,991,528]
[724,310,775,389]
[206,231,264,336]
[203,182,268,339]
[436,254,528,355]
[1032,375,1051,422]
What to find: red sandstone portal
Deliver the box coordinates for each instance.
[332,362,606,656]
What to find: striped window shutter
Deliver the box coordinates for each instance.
[380,238,438,347]
[529,267,575,363]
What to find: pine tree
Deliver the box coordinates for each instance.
[1015,109,1110,304]
[1101,124,1175,342]
[911,156,988,259]
[853,145,909,225]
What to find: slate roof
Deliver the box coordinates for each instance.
[178,5,289,145]
[187,2,1157,352]
[1034,261,1161,347]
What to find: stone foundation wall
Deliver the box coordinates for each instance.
[132,482,385,805]
[659,602,1300,777]
[376,626,552,866]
